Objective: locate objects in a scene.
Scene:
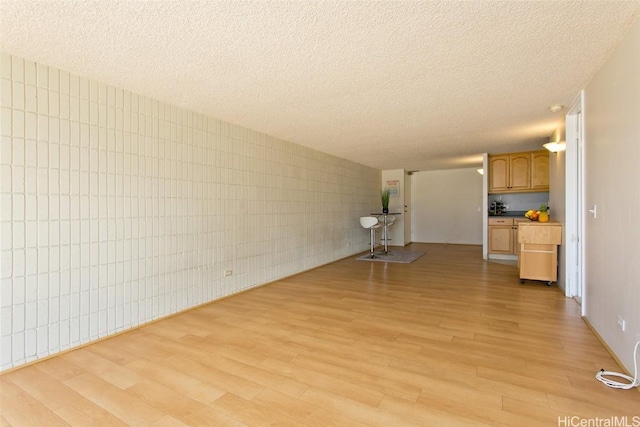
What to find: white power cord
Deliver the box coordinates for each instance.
[595,341,640,389]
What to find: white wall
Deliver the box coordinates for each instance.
[411,168,483,245]
[548,128,566,291]
[0,52,381,371]
[582,19,639,372]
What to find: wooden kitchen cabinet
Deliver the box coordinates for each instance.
[513,218,529,255]
[531,151,550,190]
[488,155,510,193]
[488,150,549,194]
[488,218,529,255]
[508,153,531,191]
[488,218,514,254]
[518,222,562,284]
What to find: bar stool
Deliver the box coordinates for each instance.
[360,216,382,258]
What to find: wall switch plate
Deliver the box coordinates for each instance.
[224,270,233,277]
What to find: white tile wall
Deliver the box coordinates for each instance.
[0,52,380,370]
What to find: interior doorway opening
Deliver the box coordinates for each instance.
[564,91,585,313]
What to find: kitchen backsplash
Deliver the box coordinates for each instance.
[488,192,549,213]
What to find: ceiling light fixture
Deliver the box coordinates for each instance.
[543,141,566,152]
[548,104,565,113]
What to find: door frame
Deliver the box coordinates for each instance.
[404,170,412,244]
[564,91,585,314]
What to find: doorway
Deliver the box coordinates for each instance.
[565,92,585,312]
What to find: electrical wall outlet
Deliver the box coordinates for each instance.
[617,315,626,332]
[224,270,233,277]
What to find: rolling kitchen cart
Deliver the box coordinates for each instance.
[517,222,562,285]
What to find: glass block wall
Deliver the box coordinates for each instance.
[0,52,380,370]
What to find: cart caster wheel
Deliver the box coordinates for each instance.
[520,279,524,284]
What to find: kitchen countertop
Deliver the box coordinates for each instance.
[518,220,561,226]
[488,211,527,217]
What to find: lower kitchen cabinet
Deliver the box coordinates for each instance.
[488,218,513,254]
[488,218,529,255]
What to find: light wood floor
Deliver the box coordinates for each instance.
[1,243,638,426]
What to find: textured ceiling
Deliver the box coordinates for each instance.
[1,1,639,171]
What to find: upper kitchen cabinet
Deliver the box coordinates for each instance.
[488,155,509,192]
[530,151,550,190]
[488,150,549,194]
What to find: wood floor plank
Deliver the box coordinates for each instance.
[176,403,248,427]
[62,372,166,426]
[477,364,573,391]
[3,367,84,411]
[257,357,385,407]
[83,333,153,366]
[0,380,70,427]
[414,385,535,427]
[209,392,300,426]
[417,337,528,373]
[388,353,479,387]
[473,375,551,408]
[501,396,573,426]
[123,358,226,405]
[0,376,24,400]
[1,243,638,426]
[159,353,265,401]
[300,386,427,427]
[29,357,88,382]
[126,379,212,417]
[149,415,192,427]
[291,353,423,402]
[251,388,370,427]
[177,335,310,398]
[59,348,145,389]
[547,391,640,418]
[53,399,130,427]
[379,394,490,427]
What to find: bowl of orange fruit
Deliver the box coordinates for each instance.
[524,205,549,222]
